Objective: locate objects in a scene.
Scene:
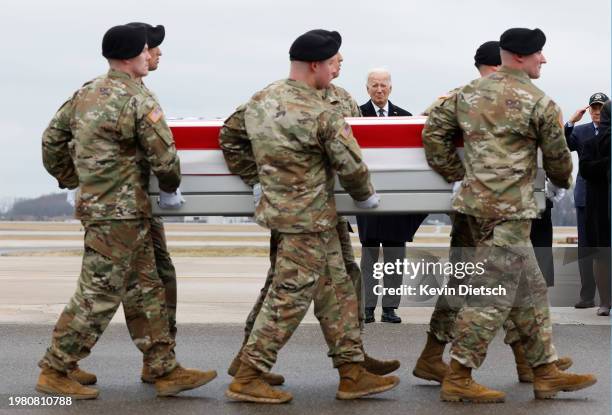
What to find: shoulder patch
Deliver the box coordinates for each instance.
[343,123,352,137]
[147,107,163,124]
[506,99,521,109]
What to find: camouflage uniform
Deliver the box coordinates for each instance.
[320,84,365,327]
[123,216,178,346]
[39,69,180,377]
[323,83,362,118]
[428,212,529,345]
[221,83,366,351]
[422,66,572,368]
[424,88,478,344]
[422,87,461,117]
[124,83,179,346]
[425,86,540,347]
[220,79,374,371]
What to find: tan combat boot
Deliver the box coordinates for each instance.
[413,333,450,383]
[154,365,217,397]
[67,366,97,385]
[225,363,293,404]
[227,352,242,376]
[228,353,285,386]
[142,364,211,385]
[555,356,573,371]
[511,342,574,383]
[440,360,505,403]
[141,365,155,384]
[36,368,99,400]
[510,342,532,383]
[533,362,597,399]
[361,350,400,376]
[336,363,400,400]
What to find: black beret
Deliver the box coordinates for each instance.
[589,92,609,106]
[126,22,165,48]
[289,29,342,62]
[102,25,147,59]
[474,41,501,67]
[500,28,546,55]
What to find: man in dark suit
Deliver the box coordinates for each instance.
[565,92,609,308]
[357,68,426,324]
[360,68,411,117]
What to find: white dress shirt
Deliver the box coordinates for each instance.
[373,101,389,117]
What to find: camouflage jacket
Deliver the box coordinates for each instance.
[219,82,360,188]
[218,103,258,187]
[422,86,461,116]
[322,84,362,117]
[422,66,572,219]
[42,69,181,220]
[220,79,373,233]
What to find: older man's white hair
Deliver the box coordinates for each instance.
[366,67,392,85]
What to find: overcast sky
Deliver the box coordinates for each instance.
[1,0,610,199]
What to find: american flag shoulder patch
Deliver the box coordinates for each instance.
[147,107,163,124]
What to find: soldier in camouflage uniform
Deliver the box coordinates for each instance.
[422,27,596,402]
[223,52,399,387]
[114,22,181,384]
[222,29,399,404]
[36,25,216,399]
[414,40,572,386]
[319,55,399,374]
[322,79,365,330]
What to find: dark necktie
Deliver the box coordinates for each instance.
[378,108,385,117]
[595,127,599,136]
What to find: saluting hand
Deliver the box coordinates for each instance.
[569,106,590,124]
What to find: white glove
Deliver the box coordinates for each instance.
[253,183,262,207]
[66,189,77,208]
[545,180,566,203]
[451,181,462,199]
[158,188,185,209]
[544,180,553,200]
[354,193,380,209]
[552,188,567,203]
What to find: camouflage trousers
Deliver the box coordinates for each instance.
[446,215,557,369]
[39,219,177,377]
[241,217,364,347]
[124,217,178,356]
[429,213,522,345]
[241,227,364,372]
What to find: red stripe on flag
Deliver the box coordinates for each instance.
[352,123,424,148]
[171,126,221,150]
[170,117,462,149]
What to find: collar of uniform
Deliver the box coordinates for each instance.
[107,68,141,87]
[140,80,152,94]
[321,84,336,102]
[497,66,530,81]
[286,78,320,97]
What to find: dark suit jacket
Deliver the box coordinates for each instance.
[356,100,425,243]
[580,133,611,248]
[531,199,554,286]
[360,100,412,117]
[565,122,598,207]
